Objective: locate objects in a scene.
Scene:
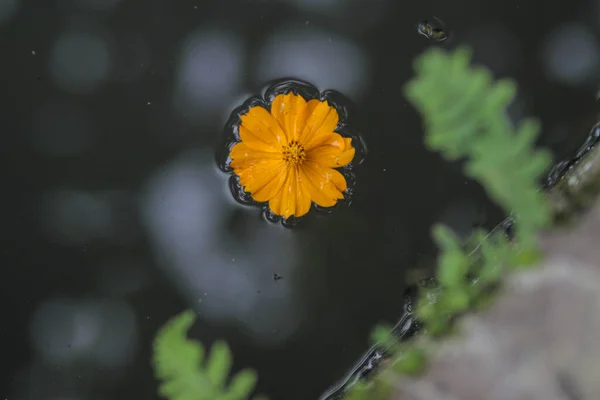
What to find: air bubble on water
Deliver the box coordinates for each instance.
[217,79,367,223]
[417,17,449,42]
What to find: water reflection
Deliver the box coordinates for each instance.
[31,297,138,368]
[30,101,94,157]
[72,0,123,12]
[5,0,600,399]
[111,32,150,83]
[463,22,521,75]
[37,189,138,246]
[542,22,600,87]
[254,26,370,100]
[140,151,304,345]
[49,29,113,94]
[95,259,151,296]
[283,0,390,35]
[438,196,487,240]
[172,29,244,125]
[0,0,19,26]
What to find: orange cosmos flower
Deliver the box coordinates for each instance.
[229,92,356,219]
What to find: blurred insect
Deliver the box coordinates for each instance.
[273,273,283,281]
[417,17,449,42]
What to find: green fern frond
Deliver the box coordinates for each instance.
[152,309,260,400]
[403,47,553,334]
[347,47,554,399]
[405,47,552,245]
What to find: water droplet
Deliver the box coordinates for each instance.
[417,17,449,42]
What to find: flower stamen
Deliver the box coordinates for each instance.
[282,140,306,165]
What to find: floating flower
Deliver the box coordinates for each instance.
[228,92,356,219]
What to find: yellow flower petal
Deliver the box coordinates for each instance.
[269,166,294,218]
[238,126,280,153]
[305,133,355,168]
[236,159,286,200]
[270,93,308,142]
[239,106,288,151]
[251,163,290,202]
[306,162,348,192]
[229,91,358,217]
[269,166,312,218]
[299,162,346,207]
[298,100,339,149]
[230,142,283,170]
[294,179,312,217]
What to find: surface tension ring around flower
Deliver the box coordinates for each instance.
[226,90,357,219]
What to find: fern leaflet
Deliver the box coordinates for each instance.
[153,309,260,400]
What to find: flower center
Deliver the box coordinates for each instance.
[282,140,306,165]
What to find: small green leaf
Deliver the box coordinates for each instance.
[224,369,258,400]
[443,288,470,314]
[152,309,259,400]
[513,247,543,267]
[207,340,233,388]
[393,348,427,375]
[433,225,469,288]
[370,324,394,347]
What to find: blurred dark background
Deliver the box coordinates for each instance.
[2,0,599,399]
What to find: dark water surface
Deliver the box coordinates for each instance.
[2,0,599,399]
